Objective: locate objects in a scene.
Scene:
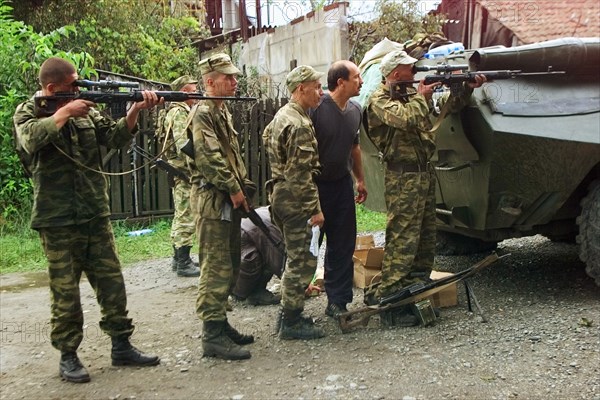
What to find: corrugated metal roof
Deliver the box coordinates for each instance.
[478,0,600,43]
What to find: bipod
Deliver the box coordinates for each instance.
[464,279,488,322]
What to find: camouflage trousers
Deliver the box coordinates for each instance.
[271,183,317,311]
[38,217,134,352]
[370,169,436,299]
[170,178,196,248]
[192,185,240,321]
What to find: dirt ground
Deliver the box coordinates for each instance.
[1,235,599,400]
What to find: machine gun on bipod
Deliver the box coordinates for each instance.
[338,253,508,333]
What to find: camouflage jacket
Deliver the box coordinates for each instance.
[367,84,472,165]
[13,97,135,229]
[262,101,321,215]
[188,99,248,194]
[163,102,194,174]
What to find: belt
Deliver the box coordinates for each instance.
[197,179,215,190]
[386,162,429,173]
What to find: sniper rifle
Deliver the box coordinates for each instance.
[34,87,257,117]
[338,252,507,333]
[391,68,565,98]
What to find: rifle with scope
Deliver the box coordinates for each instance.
[34,79,257,117]
[392,68,565,98]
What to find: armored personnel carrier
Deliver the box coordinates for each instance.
[360,37,600,285]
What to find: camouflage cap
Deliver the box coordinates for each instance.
[286,65,325,93]
[380,50,419,77]
[170,75,198,91]
[198,53,240,76]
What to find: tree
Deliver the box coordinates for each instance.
[0,0,211,231]
[0,1,95,231]
[348,0,445,63]
[10,0,210,81]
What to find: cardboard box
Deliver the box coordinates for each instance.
[428,270,458,308]
[353,257,382,289]
[355,235,375,250]
[353,235,384,270]
[351,235,457,307]
[353,235,384,288]
[353,247,384,269]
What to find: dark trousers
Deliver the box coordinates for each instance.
[316,174,356,306]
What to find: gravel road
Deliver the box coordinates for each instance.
[0,234,598,400]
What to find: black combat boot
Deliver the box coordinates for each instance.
[224,319,254,345]
[202,320,251,360]
[246,288,281,306]
[175,246,200,277]
[59,351,90,383]
[279,308,326,340]
[111,336,160,366]
[171,245,177,272]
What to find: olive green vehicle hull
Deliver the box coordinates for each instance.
[361,37,600,284]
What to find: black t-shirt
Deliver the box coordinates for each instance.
[309,93,362,182]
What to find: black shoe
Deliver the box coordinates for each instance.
[325,303,347,318]
[202,321,251,360]
[230,294,246,303]
[111,337,160,366]
[59,351,90,383]
[279,309,326,340]
[246,289,281,306]
[174,246,200,277]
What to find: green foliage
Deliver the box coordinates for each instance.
[0,206,382,274]
[0,228,46,273]
[13,0,209,82]
[0,2,94,231]
[0,0,211,232]
[349,0,445,63]
[356,204,386,233]
[0,218,176,274]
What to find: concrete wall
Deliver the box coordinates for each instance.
[237,2,350,96]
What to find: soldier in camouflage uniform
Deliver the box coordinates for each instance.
[163,75,200,277]
[365,50,486,326]
[12,57,161,383]
[262,65,327,340]
[188,53,255,360]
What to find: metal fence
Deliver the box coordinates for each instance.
[103,98,287,220]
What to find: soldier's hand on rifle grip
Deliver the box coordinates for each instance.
[417,81,442,101]
[53,99,96,129]
[230,190,249,213]
[468,74,487,89]
[62,99,95,117]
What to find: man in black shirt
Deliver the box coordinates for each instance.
[309,60,368,317]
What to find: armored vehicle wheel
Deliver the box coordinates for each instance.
[576,180,600,286]
[436,231,498,256]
